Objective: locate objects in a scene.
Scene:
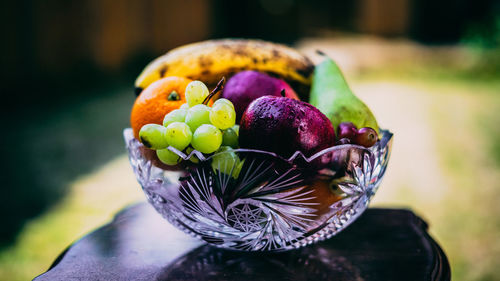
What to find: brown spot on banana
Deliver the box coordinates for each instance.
[233,46,249,56]
[198,55,213,68]
[159,65,168,77]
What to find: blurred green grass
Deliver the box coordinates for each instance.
[374,77,500,280]
[1,39,499,281]
[428,81,500,281]
[0,157,144,281]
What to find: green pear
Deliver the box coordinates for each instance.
[309,57,379,133]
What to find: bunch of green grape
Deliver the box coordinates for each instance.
[138,80,239,165]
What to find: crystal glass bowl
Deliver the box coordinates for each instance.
[124,128,393,251]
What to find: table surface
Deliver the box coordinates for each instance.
[34,203,450,281]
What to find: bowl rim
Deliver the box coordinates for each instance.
[124,128,393,164]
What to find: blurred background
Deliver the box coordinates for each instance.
[1,0,499,280]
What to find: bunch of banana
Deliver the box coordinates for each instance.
[134,39,314,98]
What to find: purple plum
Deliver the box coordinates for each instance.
[337,122,357,140]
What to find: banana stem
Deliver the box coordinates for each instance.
[202,77,225,105]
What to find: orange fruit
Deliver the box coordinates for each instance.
[288,179,343,219]
[131,76,192,139]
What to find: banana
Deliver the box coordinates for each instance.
[134,39,314,98]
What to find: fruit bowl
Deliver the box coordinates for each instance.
[124,128,393,251]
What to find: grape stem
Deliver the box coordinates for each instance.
[202,77,225,105]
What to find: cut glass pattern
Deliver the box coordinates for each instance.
[125,128,393,251]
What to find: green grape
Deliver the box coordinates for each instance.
[209,102,236,130]
[213,98,234,110]
[180,103,190,110]
[138,124,168,150]
[156,148,180,165]
[185,104,211,132]
[163,109,187,127]
[211,146,243,178]
[165,122,192,150]
[185,80,209,107]
[192,124,222,154]
[222,126,239,148]
[185,147,199,163]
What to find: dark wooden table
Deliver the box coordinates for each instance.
[34,203,450,281]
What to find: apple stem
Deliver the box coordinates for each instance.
[202,77,225,105]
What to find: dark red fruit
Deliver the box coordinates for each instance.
[353,127,378,147]
[337,122,357,140]
[239,96,335,158]
[221,71,299,123]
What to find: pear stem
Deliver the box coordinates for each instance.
[316,50,327,56]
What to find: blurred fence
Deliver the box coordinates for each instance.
[1,0,496,95]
